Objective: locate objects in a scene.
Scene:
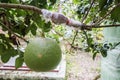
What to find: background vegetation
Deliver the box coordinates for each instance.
[0,0,120,69]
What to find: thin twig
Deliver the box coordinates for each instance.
[94,3,120,25]
[95,24,120,28]
[71,30,78,45]
[71,0,95,46]
[86,24,120,28]
[93,74,101,80]
[81,0,95,23]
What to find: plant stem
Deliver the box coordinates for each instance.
[71,0,95,46]
[93,74,101,80]
[71,30,78,45]
[0,3,120,30]
[86,24,120,28]
[81,0,95,23]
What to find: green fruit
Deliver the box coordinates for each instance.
[24,37,62,72]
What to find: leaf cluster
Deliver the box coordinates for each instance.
[82,30,120,60]
[0,0,56,69]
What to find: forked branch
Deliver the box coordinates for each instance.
[94,3,120,25]
[0,3,120,30]
[0,3,85,29]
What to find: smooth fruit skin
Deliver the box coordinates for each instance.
[24,38,62,72]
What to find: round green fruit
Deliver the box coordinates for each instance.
[24,38,62,72]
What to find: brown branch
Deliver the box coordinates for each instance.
[71,30,78,45]
[93,74,100,80]
[0,3,42,14]
[86,24,120,28]
[81,0,95,23]
[0,3,85,29]
[71,0,95,46]
[95,24,120,28]
[0,3,120,30]
[94,3,120,25]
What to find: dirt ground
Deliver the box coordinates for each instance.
[66,51,101,80]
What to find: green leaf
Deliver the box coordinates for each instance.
[24,14,31,25]
[115,0,120,4]
[16,9,26,17]
[30,0,47,8]
[10,0,20,3]
[99,0,107,10]
[15,57,24,69]
[73,0,79,4]
[30,23,37,35]
[99,0,113,17]
[99,8,107,17]
[100,49,107,57]
[31,13,44,28]
[0,49,3,55]
[111,7,120,22]
[1,53,11,63]
[9,49,18,57]
[0,0,9,3]
[50,0,56,5]
[42,22,52,32]
[92,52,97,60]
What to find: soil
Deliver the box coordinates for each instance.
[66,51,101,80]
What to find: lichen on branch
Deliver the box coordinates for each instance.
[41,9,84,28]
[0,3,85,29]
[0,3,120,30]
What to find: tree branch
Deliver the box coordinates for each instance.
[81,0,95,23]
[94,3,120,25]
[71,0,95,46]
[0,3,42,14]
[71,30,78,45]
[0,3,85,29]
[92,24,120,28]
[0,3,120,30]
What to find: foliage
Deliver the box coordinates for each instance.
[0,0,120,69]
[75,0,120,59]
[0,0,56,69]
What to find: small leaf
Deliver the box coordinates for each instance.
[30,23,37,35]
[42,21,52,32]
[0,44,6,54]
[92,52,97,60]
[115,0,120,4]
[99,8,107,17]
[15,57,24,69]
[9,49,18,57]
[50,0,56,5]
[99,0,107,10]
[1,53,11,63]
[0,0,9,3]
[73,0,79,4]
[24,14,31,25]
[100,49,107,57]
[30,0,47,8]
[111,7,120,22]
[10,0,19,3]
